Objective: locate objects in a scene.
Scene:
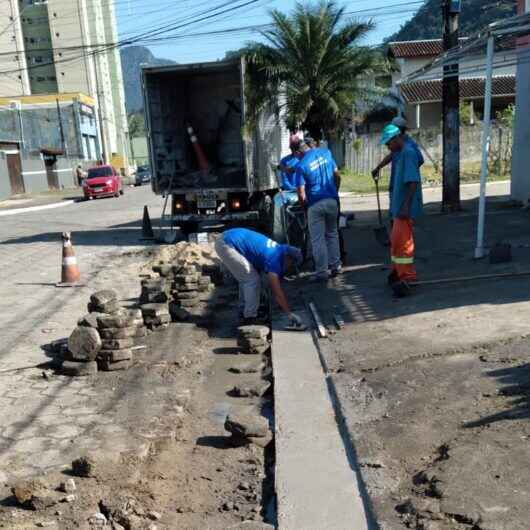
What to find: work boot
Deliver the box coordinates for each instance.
[387,270,399,286]
[391,280,412,298]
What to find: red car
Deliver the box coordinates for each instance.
[83,165,124,200]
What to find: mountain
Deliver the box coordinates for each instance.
[120,46,175,113]
[386,0,517,42]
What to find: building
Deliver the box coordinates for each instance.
[0,92,98,200]
[387,39,517,129]
[0,0,129,172]
[511,0,530,203]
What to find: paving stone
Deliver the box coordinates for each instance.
[141,303,170,318]
[77,312,105,329]
[143,314,171,326]
[61,361,98,377]
[239,344,270,355]
[237,337,269,348]
[178,283,199,292]
[99,326,147,339]
[229,360,265,374]
[225,412,270,441]
[238,325,269,340]
[98,349,133,362]
[68,327,102,361]
[231,381,271,398]
[99,358,132,372]
[174,291,199,300]
[100,338,134,350]
[140,291,169,304]
[97,315,138,329]
[90,290,118,306]
[152,264,173,277]
[88,300,122,314]
[173,273,200,284]
[198,275,211,286]
[179,298,200,308]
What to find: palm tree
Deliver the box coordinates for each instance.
[244,1,382,140]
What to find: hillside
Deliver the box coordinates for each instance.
[120,46,175,113]
[387,0,516,42]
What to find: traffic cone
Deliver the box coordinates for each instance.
[186,124,210,172]
[141,205,155,240]
[57,232,82,287]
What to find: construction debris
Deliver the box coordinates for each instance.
[237,326,270,355]
[224,411,271,447]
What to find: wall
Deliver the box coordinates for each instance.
[344,125,510,176]
[511,0,530,203]
[20,156,48,193]
[0,158,11,200]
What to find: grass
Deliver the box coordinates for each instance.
[340,162,510,195]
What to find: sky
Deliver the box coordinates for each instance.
[114,0,424,63]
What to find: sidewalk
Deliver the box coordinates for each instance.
[283,189,530,529]
[0,188,83,215]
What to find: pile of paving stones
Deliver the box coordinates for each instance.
[63,289,147,376]
[237,325,271,355]
[140,303,171,331]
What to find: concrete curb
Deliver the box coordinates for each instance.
[0,200,76,217]
[272,312,369,530]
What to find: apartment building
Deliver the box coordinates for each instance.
[0,0,129,170]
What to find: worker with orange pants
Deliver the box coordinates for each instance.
[380,124,423,297]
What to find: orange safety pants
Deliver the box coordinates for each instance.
[391,218,417,282]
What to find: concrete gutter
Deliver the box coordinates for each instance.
[272,312,369,530]
[0,200,76,217]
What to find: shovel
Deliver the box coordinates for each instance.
[374,178,390,247]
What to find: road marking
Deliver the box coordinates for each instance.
[0,200,76,217]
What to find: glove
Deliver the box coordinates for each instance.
[288,312,303,327]
[371,169,380,180]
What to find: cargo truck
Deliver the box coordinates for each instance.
[142,58,290,233]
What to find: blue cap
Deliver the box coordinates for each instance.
[380,124,401,145]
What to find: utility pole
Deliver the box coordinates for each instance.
[93,56,108,164]
[56,98,68,158]
[442,0,461,211]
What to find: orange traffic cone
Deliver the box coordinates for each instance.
[57,232,83,287]
[187,125,210,172]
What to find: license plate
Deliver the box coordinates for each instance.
[197,192,216,209]
[93,187,104,192]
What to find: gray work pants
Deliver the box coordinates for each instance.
[215,237,260,318]
[307,197,341,277]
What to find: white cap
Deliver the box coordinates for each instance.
[392,116,408,129]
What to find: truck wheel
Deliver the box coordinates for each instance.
[179,222,199,236]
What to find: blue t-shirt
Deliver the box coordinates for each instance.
[279,154,300,191]
[389,136,424,195]
[294,148,338,207]
[223,228,287,277]
[390,144,423,220]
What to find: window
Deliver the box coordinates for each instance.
[36,76,45,82]
[526,0,530,13]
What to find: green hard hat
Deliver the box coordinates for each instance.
[380,124,401,145]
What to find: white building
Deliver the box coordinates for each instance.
[387,39,517,129]
[511,0,530,203]
[0,0,129,171]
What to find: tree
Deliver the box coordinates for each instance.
[244,1,382,140]
[128,113,145,138]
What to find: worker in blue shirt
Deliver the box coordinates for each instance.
[372,116,424,203]
[273,140,303,242]
[215,228,303,327]
[380,124,423,297]
[295,143,341,281]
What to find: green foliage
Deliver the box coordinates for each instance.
[128,113,145,138]
[386,0,516,42]
[460,102,473,125]
[496,104,515,129]
[244,1,383,138]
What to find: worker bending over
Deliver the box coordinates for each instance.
[215,228,303,326]
[380,124,423,297]
[295,141,341,281]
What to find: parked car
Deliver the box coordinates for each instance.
[83,165,124,200]
[134,165,151,186]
